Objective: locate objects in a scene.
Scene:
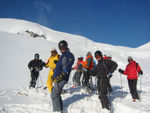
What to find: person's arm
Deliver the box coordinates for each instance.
[39,60,44,70]
[137,63,143,75]
[107,60,118,73]
[28,60,32,69]
[62,54,75,74]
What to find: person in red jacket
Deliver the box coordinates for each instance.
[103,55,108,59]
[118,56,143,102]
[72,56,84,87]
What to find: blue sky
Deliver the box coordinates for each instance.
[0,0,150,48]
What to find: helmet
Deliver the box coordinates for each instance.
[51,48,56,52]
[94,51,102,58]
[78,56,83,61]
[34,53,39,59]
[128,56,133,60]
[58,40,68,48]
[86,51,92,57]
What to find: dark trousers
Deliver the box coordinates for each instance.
[30,70,39,88]
[82,70,91,88]
[128,79,139,100]
[108,79,112,92]
[97,77,110,110]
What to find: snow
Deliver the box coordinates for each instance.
[0,18,150,113]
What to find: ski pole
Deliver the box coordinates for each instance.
[139,75,142,102]
[120,73,123,97]
[108,85,112,113]
[39,75,44,87]
[36,75,40,89]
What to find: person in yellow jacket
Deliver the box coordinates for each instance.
[45,48,60,92]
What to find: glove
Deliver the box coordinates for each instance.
[83,68,88,72]
[107,72,113,79]
[138,70,143,75]
[35,67,39,72]
[42,62,46,66]
[53,75,63,83]
[29,67,33,71]
[118,69,124,74]
[62,69,68,77]
[54,60,58,64]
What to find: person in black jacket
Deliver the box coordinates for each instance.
[91,51,118,110]
[28,53,45,88]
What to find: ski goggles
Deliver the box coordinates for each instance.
[95,55,101,59]
[35,55,39,59]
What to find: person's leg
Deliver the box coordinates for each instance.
[132,79,139,100]
[128,79,134,99]
[76,71,82,86]
[30,71,37,88]
[73,72,78,86]
[51,80,67,112]
[82,71,86,87]
[84,70,90,87]
[47,70,54,92]
[108,79,113,92]
[98,78,110,110]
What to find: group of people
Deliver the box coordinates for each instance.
[28,40,143,113]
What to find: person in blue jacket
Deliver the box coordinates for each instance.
[51,40,75,113]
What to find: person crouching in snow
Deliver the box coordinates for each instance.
[118,56,143,102]
[91,51,118,110]
[45,48,60,92]
[28,53,45,88]
[72,56,84,87]
[51,40,75,113]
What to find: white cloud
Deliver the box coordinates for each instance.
[33,1,52,27]
[34,1,52,14]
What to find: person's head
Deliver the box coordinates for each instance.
[34,53,39,60]
[128,56,133,63]
[51,48,57,57]
[86,51,92,57]
[108,55,112,60]
[78,56,83,62]
[94,51,102,61]
[58,40,68,53]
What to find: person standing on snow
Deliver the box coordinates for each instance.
[72,56,84,87]
[82,52,94,93]
[51,40,75,113]
[118,56,143,102]
[28,53,45,88]
[91,51,118,110]
[45,48,60,92]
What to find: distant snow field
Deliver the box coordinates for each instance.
[0,18,150,113]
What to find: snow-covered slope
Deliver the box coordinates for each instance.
[0,18,150,113]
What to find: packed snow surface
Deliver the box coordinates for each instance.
[0,18,150,113]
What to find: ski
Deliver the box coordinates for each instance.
[18,92,29,96]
